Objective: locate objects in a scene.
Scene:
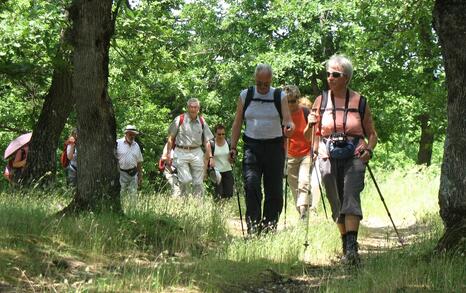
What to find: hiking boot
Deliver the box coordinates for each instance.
[261,220,278,235]
[247,222,261,236]
[340,250,360,266]
[341,234,347,256]
[341,232,360,266]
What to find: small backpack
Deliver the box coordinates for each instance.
[242,86,283,123]
[60,142,70,168]
[176,113,206,145]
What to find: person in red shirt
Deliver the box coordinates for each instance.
[284,85,314,220]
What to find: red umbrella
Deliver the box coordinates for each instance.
[3,132,32,160]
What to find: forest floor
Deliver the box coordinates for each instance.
[225,215,428,293]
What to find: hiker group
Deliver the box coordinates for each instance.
[3,54,377,265]
[160,55,377,265]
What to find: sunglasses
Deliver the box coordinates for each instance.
[256,81,271,87]
[216,133,225,136]
[288,100,297,104]
[326,71,345,78]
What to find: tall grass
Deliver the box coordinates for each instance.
[0,164,464,292]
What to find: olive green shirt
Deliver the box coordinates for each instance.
[168,113,214,147]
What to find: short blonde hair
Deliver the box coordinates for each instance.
[298,96,313,108]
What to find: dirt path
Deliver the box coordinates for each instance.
[228,215,428,293]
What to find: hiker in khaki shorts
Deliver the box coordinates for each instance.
[164,98,214,197]
[283,85,314,220]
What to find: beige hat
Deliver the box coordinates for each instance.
[124,125,139,134]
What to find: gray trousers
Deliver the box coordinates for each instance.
[318,156,366,222]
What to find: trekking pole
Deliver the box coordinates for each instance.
[284,173,288,228]
[314,162,328,220]
[367,164,404,246]
[233,164,245,238]
[283,140,289,229]
[309,122,328,220]
[236,187,245,238]
[303,172,312,252]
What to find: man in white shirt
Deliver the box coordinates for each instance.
[117,125,143,197]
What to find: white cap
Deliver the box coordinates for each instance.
[124,125,139,134]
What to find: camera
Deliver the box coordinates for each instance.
[330,132,347,147]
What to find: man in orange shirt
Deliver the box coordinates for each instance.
[284,85,314,219]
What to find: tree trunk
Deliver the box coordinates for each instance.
[17,65,73,185]
[62,0,121,214]
[433,0,466,253]
[416,113,434,166]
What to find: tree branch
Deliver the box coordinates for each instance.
[0,124,29,134]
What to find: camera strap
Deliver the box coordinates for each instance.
[330,89,350,134]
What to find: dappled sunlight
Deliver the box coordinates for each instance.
[0,165,463,291]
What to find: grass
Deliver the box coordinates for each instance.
[0,164,465,292]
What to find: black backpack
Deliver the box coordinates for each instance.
[242,86,283,123]
[210,138,231,156]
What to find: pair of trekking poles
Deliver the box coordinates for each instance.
[235,151,403,247]
[288,158,404,249]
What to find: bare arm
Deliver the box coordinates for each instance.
[12,150,26,168]
[303,121,313,142]
[204,139,214,168]
[137,161,143,186]
[230,96,244,153]
[359,104,378,162]
[281,96,295,137]
[164,135,175,165]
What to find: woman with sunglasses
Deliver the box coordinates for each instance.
[283,85,314,220]
[311,55,378,265]
[209,124,235,200]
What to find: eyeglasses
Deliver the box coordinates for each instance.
[216,133,225,136]
[256,81,271,87]
[288,100,297,104]
[326,71,345,78]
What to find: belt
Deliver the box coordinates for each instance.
[120,167,138,176]
[322,136,361,143]
[243,135,284,144]
[176,145,200,150]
